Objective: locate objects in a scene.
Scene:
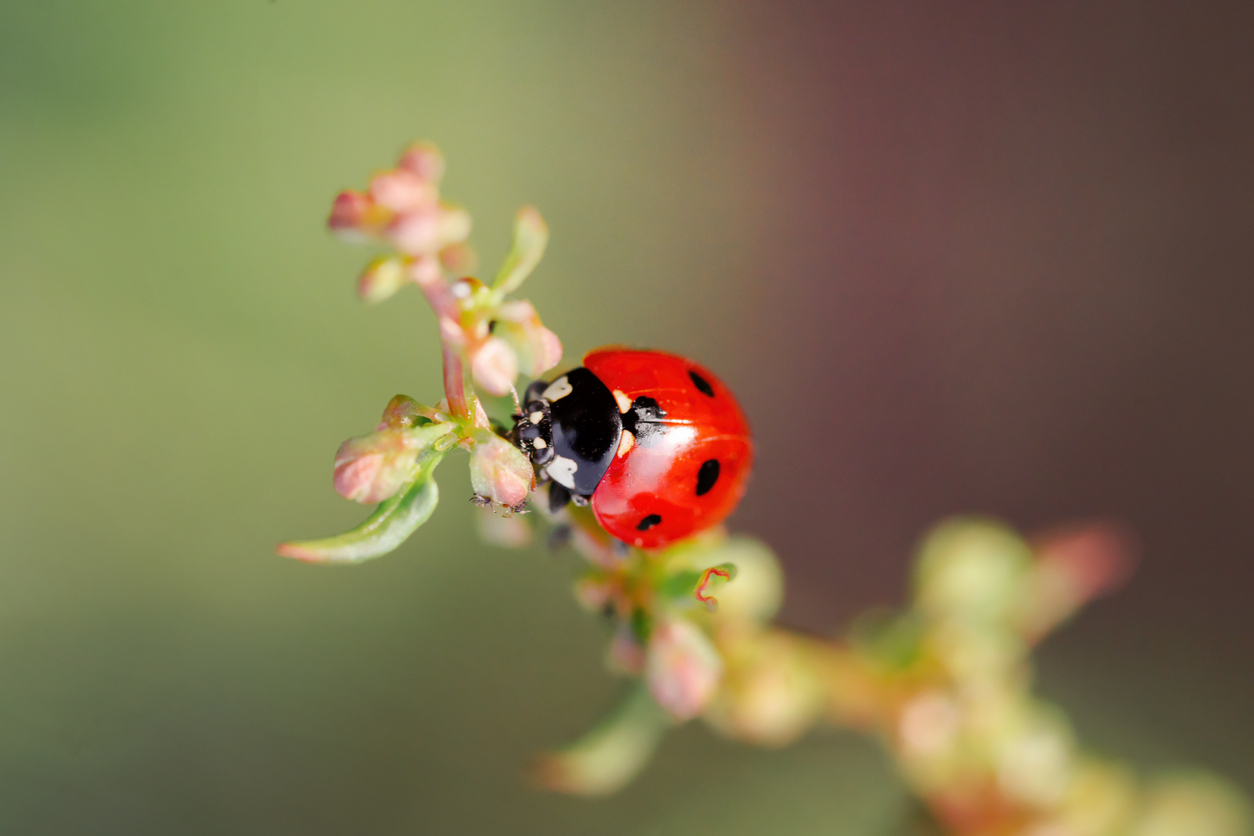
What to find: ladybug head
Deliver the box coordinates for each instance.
[507,369,625,500]
[509,399,555,466]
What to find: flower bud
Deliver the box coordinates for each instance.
[994,707,1076,808]
[397,142,446,182]
[646,618,723,721]
[368,169,437,213]
[703,628,825,746]
[469,336,519,397]
[333,423,453,504]
[914,519,1033,628]
[333,429,415,503]
[387,205,442,255]
[328,189,390,240]
[494,300,563,377]
[468,430,534,510]
[357,257,409,304]
[406,254,442,287]
[439,241,477,275]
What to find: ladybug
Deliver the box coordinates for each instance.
[510,348,753,549]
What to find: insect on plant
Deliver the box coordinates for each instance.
[277,143,1253,835]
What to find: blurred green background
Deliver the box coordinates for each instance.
[1,2,1250,833]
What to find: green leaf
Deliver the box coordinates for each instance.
[530,685,674,796]
[277,449,448,564]
[491,206,548,296]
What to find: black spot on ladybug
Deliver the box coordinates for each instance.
[696,459,720,496]
[637,514,662,531]
[689,370,714,397]
[622,396,669,445]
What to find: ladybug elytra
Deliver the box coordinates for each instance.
[510,348,753,549]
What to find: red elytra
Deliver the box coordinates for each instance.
[583,348,753,549]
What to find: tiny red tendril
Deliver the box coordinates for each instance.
[694,567,732,613]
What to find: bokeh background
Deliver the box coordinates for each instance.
[1,2,1251,833]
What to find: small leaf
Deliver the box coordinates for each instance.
[379,395,430,429]
[277,447,449,564]
[357,257,409,304]
[492,206,549,296]
[530,685,673,796]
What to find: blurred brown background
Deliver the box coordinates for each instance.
[0,1,1250,833]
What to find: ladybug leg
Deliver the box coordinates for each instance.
[570,493,590,508]
[548,482,572,513]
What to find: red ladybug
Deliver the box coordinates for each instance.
[510,348,753,549]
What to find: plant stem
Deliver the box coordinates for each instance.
[441,342,469,419]
[412,262,470,420]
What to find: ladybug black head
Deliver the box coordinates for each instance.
[508,368,624,500]
[510,400,555,465]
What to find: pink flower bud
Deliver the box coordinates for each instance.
[406,254,442,286]
[469,336,519,397]
[369,169,438,213]
[328,189,390,240]
[356,257,409,304]
[646,619,723,721]
[494,300,563,376]
[387,205,441,254]
[439,242,477,275]
[333,428,418,504]
[397,142,446,182]
[332,423,454,504]
[468,430,534,510]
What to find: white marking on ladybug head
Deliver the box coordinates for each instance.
[612,389,633,414]
[543,376,573,401]
[532,437,547,450]
[545,455,578,489]
[616,429,635,458]
[529,411,544,424]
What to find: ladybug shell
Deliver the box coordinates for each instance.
[585,348,753,549]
